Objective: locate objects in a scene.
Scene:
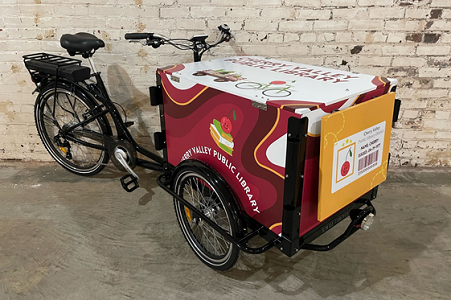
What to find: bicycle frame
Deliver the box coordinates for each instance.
[54,57,165,170]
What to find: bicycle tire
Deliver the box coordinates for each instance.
[173,166,241,270]
[34,83,110,176]
[262,88,291,97]
[235,82,263,89]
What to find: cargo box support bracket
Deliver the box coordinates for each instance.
[279,116,308,257]
[150,86,163,106]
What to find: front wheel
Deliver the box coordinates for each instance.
[173,166,241,270]
[34,84,110,176]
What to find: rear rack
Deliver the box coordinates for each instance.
[23,53,91,83]
[23,53,83,67]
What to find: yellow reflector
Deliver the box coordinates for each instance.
[59,147,67,154]
[185,207,192,222]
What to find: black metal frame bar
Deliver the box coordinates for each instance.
[156,173,281,254]
[24,53,165,170]
[278,116,308,256]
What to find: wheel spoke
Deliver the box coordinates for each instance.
[175,171,239,269]
[181,176,233,257]
[36,88,107,175]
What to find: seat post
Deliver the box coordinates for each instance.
[87,57,98,74]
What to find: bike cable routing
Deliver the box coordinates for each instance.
[124,24,232,62]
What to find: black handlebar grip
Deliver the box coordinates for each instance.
[125,33,154,40]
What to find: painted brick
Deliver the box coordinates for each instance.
[418,141,450,149]
[431,0,451,7]
[160,7,190,18]
[414,89,449,98]
[359,56,392,66]
[246,0,282,5]
[295,9,331,20]
[279,20,313,32]
[403,129,436,140]
[190,7,226,18]
[321,0,356,7]
[324,56,358,67]
[312,45,348,55]
[349,19,384,30]
[386,20,422,31]
[424,119,451,131]
[436,131,451,139]
[227,8,261,19]
[336,32,352,43]
[175,19,206,30]
[276,44,309,56]
[405,8,433,19]
[284,33,300,42]
[284,0,322,7]
[261,8,296,19]
[300,32,316,43]
[353,32,387,43]
[417,45,450,56]
[397,99,428,109]
[333,8,368,19]
[358,0,394,6]
[433,78,451,88]
[427,20,451,30]
[392,57,427,68]
[436,111,450,119]
[292,57,325,66]
[314,20,348,31]
[380,45,416,56]
[403,110,419,119]
[442,9,451,19]
[210,0,246,5]
[317,33,335,43]
[387,32,406,43]
[369,7,405,19]
[245,20,279,31]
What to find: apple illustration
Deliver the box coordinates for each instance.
[221,109,236,134]
[340,148,353,176]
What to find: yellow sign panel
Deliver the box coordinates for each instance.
[318,93,396,221]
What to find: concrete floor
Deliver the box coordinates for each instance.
[0,161,450,300]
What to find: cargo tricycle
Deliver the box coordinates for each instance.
[23,25,401,270]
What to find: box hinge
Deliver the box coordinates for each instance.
[252,101,267,111]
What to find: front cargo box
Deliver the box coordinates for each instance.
[157,56,397,237]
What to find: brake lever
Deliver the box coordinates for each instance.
[149,38,163,48]
[128,40,148,46]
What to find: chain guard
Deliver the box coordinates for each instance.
[110,139,137,172]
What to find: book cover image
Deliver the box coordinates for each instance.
[210,109,236,156]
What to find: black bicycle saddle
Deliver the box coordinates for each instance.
[60,33,105,54]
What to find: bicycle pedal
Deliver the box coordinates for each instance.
[125,121,134,127]
[120,174,139,193]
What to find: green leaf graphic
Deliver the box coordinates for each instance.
[232,110,236,121]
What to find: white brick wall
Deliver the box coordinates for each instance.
[0,1,450,167]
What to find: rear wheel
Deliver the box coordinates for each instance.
[173,167,241,270]
[35,84,110,176]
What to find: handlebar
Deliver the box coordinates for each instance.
[124,32,154,40]
[125,24,232,62]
